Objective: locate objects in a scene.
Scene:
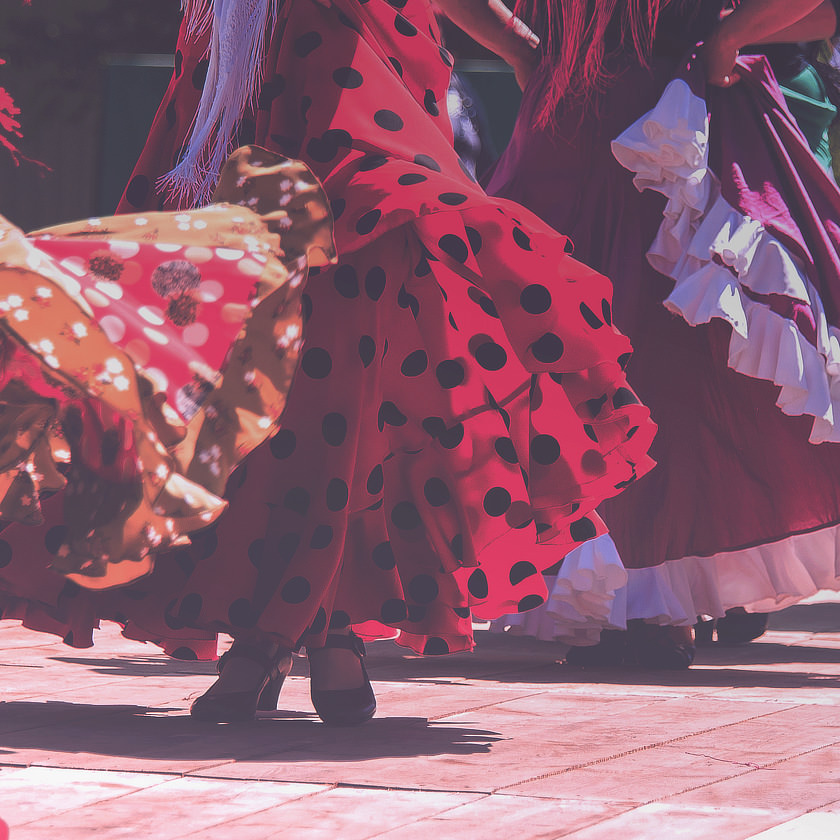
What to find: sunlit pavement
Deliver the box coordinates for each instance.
[2,599,839,839]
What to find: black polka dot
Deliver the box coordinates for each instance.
[530,333,565,363]
[381,598,408,623]
[439,46,454,67]
[308,607,328,635]
[512,227,533,250]
[422,416,446,438]
[228,598,258,628]
[601,299,613,325]
[438,192,467,206]
[468,289,498,318]
[582,449,607,474]
[394,14,418,36]
[301,293,313,324]
[174,50,184,78]
[396,284,420,318]
[438,234,469,263]
[452,606,471,619]
[438,423,465,449]
[300,95,312,121]
[365,465,383,496]
[281,576,311,604]
[483,487,512,516]
[570,517,598,542]
[389,56,404,76]
[329,611,350,630]
[584,424,598,442]
[509,561,538,585]
[374,109,404,131]
[358,335,376,367]
[520,284,551,314]
[613,388,640,408]
[391,501,421,530]
[474,341,507,371]
[468,569,488,599]
[310,525,334,549]
[333,264,359,297]
[450,533,464,562]
[423,89,439,115]
[302,347,332,379]
[356,209,382,235]
[409,574,439,604]
[333,66,363,88]
[580,302,604,329]
[45,525,69,554]
[124,175,150,208]
[178,593,203,624]
[586,395,608,417]
[423,637,450,655]
[378,401,408,429]
[320,413,348,448]
[283,486,311,514]
[494,437,518,464]
[414,153,441,172]
[359,154,388,171]
[531,434,561,465]
[398,172,427,185]
[294,31,322,57]
[170,646,198,661]
[330,198,346,220]
[618,352,632,370]
[258,76,285,109]
[372,541,396,569]
[0,539,11,568]
[423,477,451,506]
[307,128,352,163]
[192,58,209,90]
[364,266,386,300]
[326,478,349,511]
[518,594,544,613]
[401,349,428,377]
[270,428,296,459]
[436,359,465,389]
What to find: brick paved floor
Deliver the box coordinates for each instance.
[2,601,839,839]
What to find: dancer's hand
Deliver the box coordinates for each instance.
[701,30,741,87]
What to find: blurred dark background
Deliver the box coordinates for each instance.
[0,0,519,231]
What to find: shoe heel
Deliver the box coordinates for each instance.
[256,673,286,711]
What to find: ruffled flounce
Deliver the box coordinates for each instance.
[488,535,627,645]
[491,524,840,641]
[611,77,840,444]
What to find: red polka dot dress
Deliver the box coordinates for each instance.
[0,0,655,657]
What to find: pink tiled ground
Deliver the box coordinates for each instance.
[2,602,840,839]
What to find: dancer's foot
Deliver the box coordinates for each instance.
[715,608,769,645]
[190,637,292,722]
[565,630,629,666]
[307,630,376,725]
[628,621,695,670]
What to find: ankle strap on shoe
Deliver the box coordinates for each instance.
[323,632,366,657]
[218,642,286,677]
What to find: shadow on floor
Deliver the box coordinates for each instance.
[0,702,501,763]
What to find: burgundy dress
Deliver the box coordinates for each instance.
[0,0,655,657]
[487,0,840,633]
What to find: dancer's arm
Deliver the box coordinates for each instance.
[705,0,836,86]
[433,0,541,90]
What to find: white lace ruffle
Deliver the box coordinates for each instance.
[611,78,840,444]
[488,535,628,645]
[490,525,840,641]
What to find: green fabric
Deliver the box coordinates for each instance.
[778,64,836,172]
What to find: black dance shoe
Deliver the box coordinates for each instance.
[712,609,769,645]
[627,620,696,670]
[190,642,292,722]
[565,630,629,666]
[308,632,376,726]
